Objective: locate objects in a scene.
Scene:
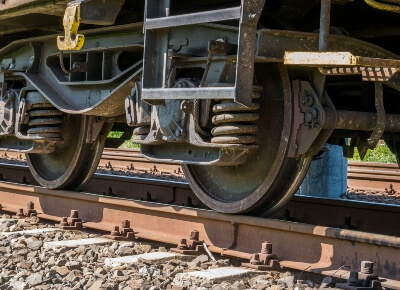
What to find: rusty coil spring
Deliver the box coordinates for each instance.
[211,86,262,144]
[26,100,63,139]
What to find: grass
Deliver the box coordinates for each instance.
[107,131,140,149]
[349,142,397,163]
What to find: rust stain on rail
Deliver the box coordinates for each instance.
[0,182,399,288]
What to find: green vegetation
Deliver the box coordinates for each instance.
[107,131,123,138]
[350,143,397,163]
[121,141,140,149]
[107,131,140,149]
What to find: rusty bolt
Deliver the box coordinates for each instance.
[190,230,199,241]
[361,261,373,274]
[15,208,24,217]
[250,253,261,265]
[178,238,188,250]
[111,226,121,236]
[70,210,79,218]
[27,202,34,210]
[121,220,130,228]
[106,161,113,169]
[261,241,272,254]
[60,217,69,226]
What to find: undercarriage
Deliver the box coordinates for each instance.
[1,0,400,214]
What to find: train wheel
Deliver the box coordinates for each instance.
[182,64,311,215]
[26,115,105,190]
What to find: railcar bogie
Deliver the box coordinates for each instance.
[1,0,400,214]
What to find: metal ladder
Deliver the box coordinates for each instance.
[141,0,266,107]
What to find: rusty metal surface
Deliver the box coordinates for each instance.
[1,148,400,196]
[100,148,182,174]
[274,195,400,237]
[347,161,400,192]
[0,149,183,175]
[1,155,400,237]
[0,182,399,288]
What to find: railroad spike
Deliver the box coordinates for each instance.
[12,201,37,219]
[103,220,138,241]
[335,261,381,290]
[171,230,206,255]
[241,241,281,271]
[13,208,25,219]
[56,210,83,230]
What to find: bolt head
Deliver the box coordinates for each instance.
[305,112,313,123]
[121,220,130,228]
[250,253,261,265]
[70,210,79,218]
[190,230,199,241]
[178,238,188,250]
[361,261,373,269]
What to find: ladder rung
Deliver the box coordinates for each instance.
[145,7,241,30]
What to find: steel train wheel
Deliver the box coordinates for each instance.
[183,64,311,215]
[26,115,105,190]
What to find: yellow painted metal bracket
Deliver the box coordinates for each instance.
[285,51,358,66]
[57,3,85,51]
[284,51,400,82]
[284,51,400,68]
[364,0,400,13]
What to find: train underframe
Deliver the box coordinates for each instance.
[0,0,400,215]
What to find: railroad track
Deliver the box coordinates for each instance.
[2,149,400,193]
[0,214,293,289]
[0,159,399,288]
[0,182,399,289]
[347,161,400,193]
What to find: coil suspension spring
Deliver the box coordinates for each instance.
[25,92,63,140]
[211,86,262,144]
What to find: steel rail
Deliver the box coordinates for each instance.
[2,149,400,186]
[0,161,400,237]
[0,181,399,288]
[0,149,182,175]
[347,161,400,192]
